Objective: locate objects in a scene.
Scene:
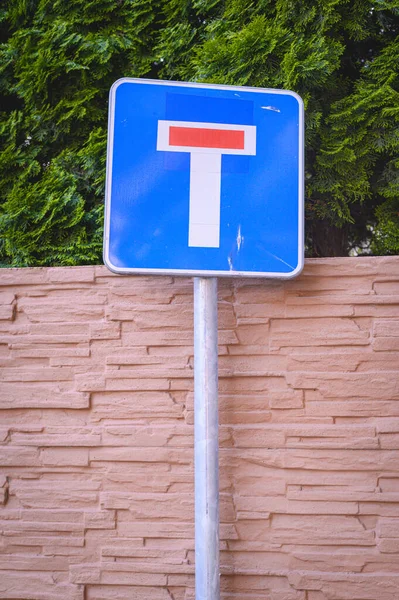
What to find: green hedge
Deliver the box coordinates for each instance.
[1,0,398,266]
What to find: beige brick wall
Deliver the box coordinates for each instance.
[0,257,399,600]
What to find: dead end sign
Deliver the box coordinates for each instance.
[104,78,304,278]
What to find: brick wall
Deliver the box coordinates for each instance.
[1,257,399,600]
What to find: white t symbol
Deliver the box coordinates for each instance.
[157,120,256,248]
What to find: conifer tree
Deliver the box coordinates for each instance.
[0,0,398,265]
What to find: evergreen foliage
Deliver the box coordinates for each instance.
[0,0,398,265]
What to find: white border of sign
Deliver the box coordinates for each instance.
[103,78,304,279]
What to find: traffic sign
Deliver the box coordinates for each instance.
[104,78,304,278]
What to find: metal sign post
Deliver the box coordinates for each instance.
[194,277,219,600]
[104,77,304,600]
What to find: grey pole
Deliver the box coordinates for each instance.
[194,277,220,600]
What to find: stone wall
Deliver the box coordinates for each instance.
[0,257,399,600]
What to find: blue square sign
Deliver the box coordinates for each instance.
[104,78,304,278]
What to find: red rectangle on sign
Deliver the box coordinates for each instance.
[169,126,245,150]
